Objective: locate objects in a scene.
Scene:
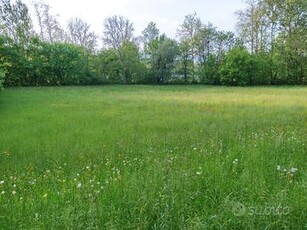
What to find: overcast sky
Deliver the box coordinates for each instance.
[24,0,246,39]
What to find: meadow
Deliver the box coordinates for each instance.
[0,86,306,229]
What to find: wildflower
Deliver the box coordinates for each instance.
[277,165,281,171]
[289,167,298,174]
[233,159,239,164]
[1,191,5,194]
[13,184,16,188]
[12,191,16,195]
[196,171,202,175]
[193,147,197,151]
[77,182,82,188]
[42,193,48,198]
[0,180,4,184]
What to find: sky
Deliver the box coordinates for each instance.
[23,0,246,39]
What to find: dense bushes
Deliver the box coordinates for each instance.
[0,68,4,90]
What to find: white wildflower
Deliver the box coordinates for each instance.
[0,180,4,184]
[77,182,82,188]
[289,167,298,174]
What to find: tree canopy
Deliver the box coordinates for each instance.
[0,0,306,87]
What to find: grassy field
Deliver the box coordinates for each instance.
[0,86,306,229]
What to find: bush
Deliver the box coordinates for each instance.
[219,47,252,86]
[0,69,5,90]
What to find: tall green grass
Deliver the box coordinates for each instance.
[0,86,306,229]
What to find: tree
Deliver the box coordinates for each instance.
[118,41,146,83]
[236,0,268,54]
[236,0,306,84]
[219,47,254,86]
[33,0,64,43]
[103,15,134,50]
[37,42,88,85]
[178,40,192,82]
[142,22,159,55]
[201,54,220,85]
[67,17,97,51]
[103,15,137,83]
[0,0,34,46]
[177,12,203,81]
[147,34,179,84]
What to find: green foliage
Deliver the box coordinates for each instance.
[38,42,87,86]
[0,0,34,46]
[0,1,305,86]
[201,54,220,85]
[118,41,145,84]
[94,49,121,83]
[220,47,254,86]
[0,68,4,90]
[147,35,179,84]
[1,36,91,86]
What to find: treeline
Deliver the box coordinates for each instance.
[0,0,306,88]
